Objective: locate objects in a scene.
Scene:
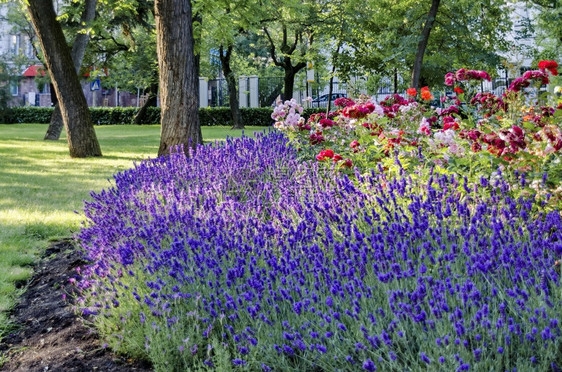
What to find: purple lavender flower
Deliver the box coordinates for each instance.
[363,358,376,371]
[76,132,562,371]
[232,358,246,366]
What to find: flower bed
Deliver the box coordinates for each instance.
[77,130,561,371]
[273,62,562,206]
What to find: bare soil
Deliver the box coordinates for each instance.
[0,240,152,372]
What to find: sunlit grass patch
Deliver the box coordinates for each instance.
[0,123,264,336]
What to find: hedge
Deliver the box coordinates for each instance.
[0,106,326,126]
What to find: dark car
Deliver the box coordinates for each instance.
[311,92,347,107]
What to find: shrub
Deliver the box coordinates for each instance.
[90,107,141,125]
[78,132,562,371]
[5,106,53,123]
[1,106,326,126]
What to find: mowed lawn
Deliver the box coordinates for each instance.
[0,123,266,335]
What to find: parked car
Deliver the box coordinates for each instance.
[311,92,347,107]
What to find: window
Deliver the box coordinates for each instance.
[10,35,20,55]
[10,80,18,96]
[26,39,34,58]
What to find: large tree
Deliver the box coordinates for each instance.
[155,0,202,156]
[44,0,98,141]
[27,0,102,157]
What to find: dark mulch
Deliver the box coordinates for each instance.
[0,239,152,372]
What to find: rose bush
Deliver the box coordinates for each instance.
[273,61,562,205]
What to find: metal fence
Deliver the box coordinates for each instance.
[208,78,229,107]
[206,72,522,108]
[258,77,283,107]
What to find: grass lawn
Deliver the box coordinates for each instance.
[0,123,266,336]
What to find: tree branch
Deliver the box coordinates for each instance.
[263,27,282,67]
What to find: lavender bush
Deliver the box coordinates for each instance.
[78,132,561,371]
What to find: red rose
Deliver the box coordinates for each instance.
[538,60,559,76]
[342,159,353,168]
[319,118,336,128]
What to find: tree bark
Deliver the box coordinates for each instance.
[28,0,101,157]
[219,45,242,129]
[44,104,64,140]
[133,79,158,124]
[411,0,441,89]
[283,68,297,101]
[155,0,202,157]
[44,0,98,141]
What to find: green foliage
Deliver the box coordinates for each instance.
[526,0,562,60]
[331,0,512,88]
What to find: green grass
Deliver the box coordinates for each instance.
[0,123,266,336]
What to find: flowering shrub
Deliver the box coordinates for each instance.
[78,133,562,371]
[273,62,562,205]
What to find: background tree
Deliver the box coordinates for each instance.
[0,57,15,122]
[335,0,512,91]
[88,0,157,124]
[411,0,440,88]
[155,0,202,156]
[198,0,258,129]
[27,0,102,157]
[258,0,321,100]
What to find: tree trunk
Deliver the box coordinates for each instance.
[327,41,343,113]
[282,60,306,101]
[44,104,64,140]
[133,80,158,124]
[133,94,158,124]
[155,0,202,157]
[283,69,296,101]
[220,45,242,129]
[28,0,101,157]
[44,0,97,141]
[411,0,441,89]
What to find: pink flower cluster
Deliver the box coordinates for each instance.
[342,102,376,119]
[271,99,304,129]
[470,93,506,116]
[508,70,550,93]
[508,77,531,92]
[380,94,414,118]
[445,68,491,86]
[334,97,355,107]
